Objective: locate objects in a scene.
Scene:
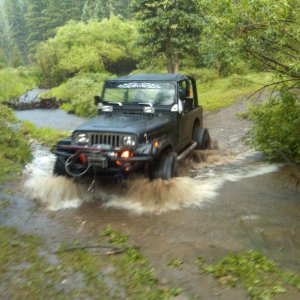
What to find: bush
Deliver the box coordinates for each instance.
[35,17,138,87]
[0,67,37,102]
[0,105,32,182]
[248,90,300,164]
[42,72,111,117]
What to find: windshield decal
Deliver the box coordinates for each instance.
[117,82,162,89]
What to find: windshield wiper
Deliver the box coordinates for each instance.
[107,101,123,106]
[129,101,153,106]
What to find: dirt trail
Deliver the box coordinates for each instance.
[1,98,299,299]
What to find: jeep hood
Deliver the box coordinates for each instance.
[75,112,171,135]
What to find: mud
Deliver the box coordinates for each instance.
[2,97,299,299]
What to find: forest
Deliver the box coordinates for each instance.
[0,0,299,164]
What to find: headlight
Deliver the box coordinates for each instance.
[75,133,89,145]
[123,135,137,147]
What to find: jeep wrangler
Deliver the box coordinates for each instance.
[52,73,210,181]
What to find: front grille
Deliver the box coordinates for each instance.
[88,132,126,148]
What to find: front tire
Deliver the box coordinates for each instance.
[193,127,211,150]
[153,152,178,180]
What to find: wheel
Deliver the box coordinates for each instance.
[53,157,68,176]
[153,152,178,180]
[193,127,211,150]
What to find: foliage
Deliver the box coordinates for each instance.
[131,0,202,72]
[182,68,219,83]
[0,67,37,102]
[82,0,132,21]
[200,0,300,82]
[248,90,300,164]
[0,225,183,299]
[0,104,32,183]
[35,17,138,86]
[3,0,28,65]
[197,250,300,300]
[42,72,110,116]
[198,72,273,110]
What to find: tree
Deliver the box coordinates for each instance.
[25,0,48,54]
[82,0,132,21]
[42,0,85,38]
[0,10,8,68]
[4,0,28,65]
[35,17,138,86]
[199,0,300,82]
[200,0,300,165]
[131,0,202,73]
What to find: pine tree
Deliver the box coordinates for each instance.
[82,0,132,21]
[132,0,202,72]
[43,0,84,38]
[0,15,8,67]
[4,0,28,65]
[25,0,48,53]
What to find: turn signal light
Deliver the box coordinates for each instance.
[79,153,87,164]
[153,140,159,148]
[121,150,131,158]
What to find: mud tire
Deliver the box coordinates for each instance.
[154,152,178,180]
[53,157,68,176]
[193,127,211,150]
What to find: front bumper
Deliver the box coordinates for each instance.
[52,144,153,176]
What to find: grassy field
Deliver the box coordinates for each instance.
[198,72,274,111]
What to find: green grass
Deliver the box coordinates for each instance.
[0,105,32,183]
[0,104,67,183]
[198,72,274,111]
[0,226,182,300]
[197,250,300,300]
[20,121,69,147]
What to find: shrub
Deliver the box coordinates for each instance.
[0,105,32,182]
[35,17,138,87]
[42,72,111,117]
[248,90,300,164]
[0,67,37,102]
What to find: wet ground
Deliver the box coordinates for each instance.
[1,99,300,299]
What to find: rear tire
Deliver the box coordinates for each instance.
[53,157,68,176]
[193,127,210,150]
[153,152,178,180]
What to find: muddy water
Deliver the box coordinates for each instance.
[6,102,300,299]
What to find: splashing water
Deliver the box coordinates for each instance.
[23,144,280,214]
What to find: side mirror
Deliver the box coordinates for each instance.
[94,95,101,106]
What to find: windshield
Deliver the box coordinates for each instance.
[102,81,176,106]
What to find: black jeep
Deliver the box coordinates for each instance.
[52,73,210,181]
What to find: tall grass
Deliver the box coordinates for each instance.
[198,72,274,110]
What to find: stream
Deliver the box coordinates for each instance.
[2,94,299,299]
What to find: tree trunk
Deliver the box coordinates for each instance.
[174,53,179,73]
[167,55,174,73]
